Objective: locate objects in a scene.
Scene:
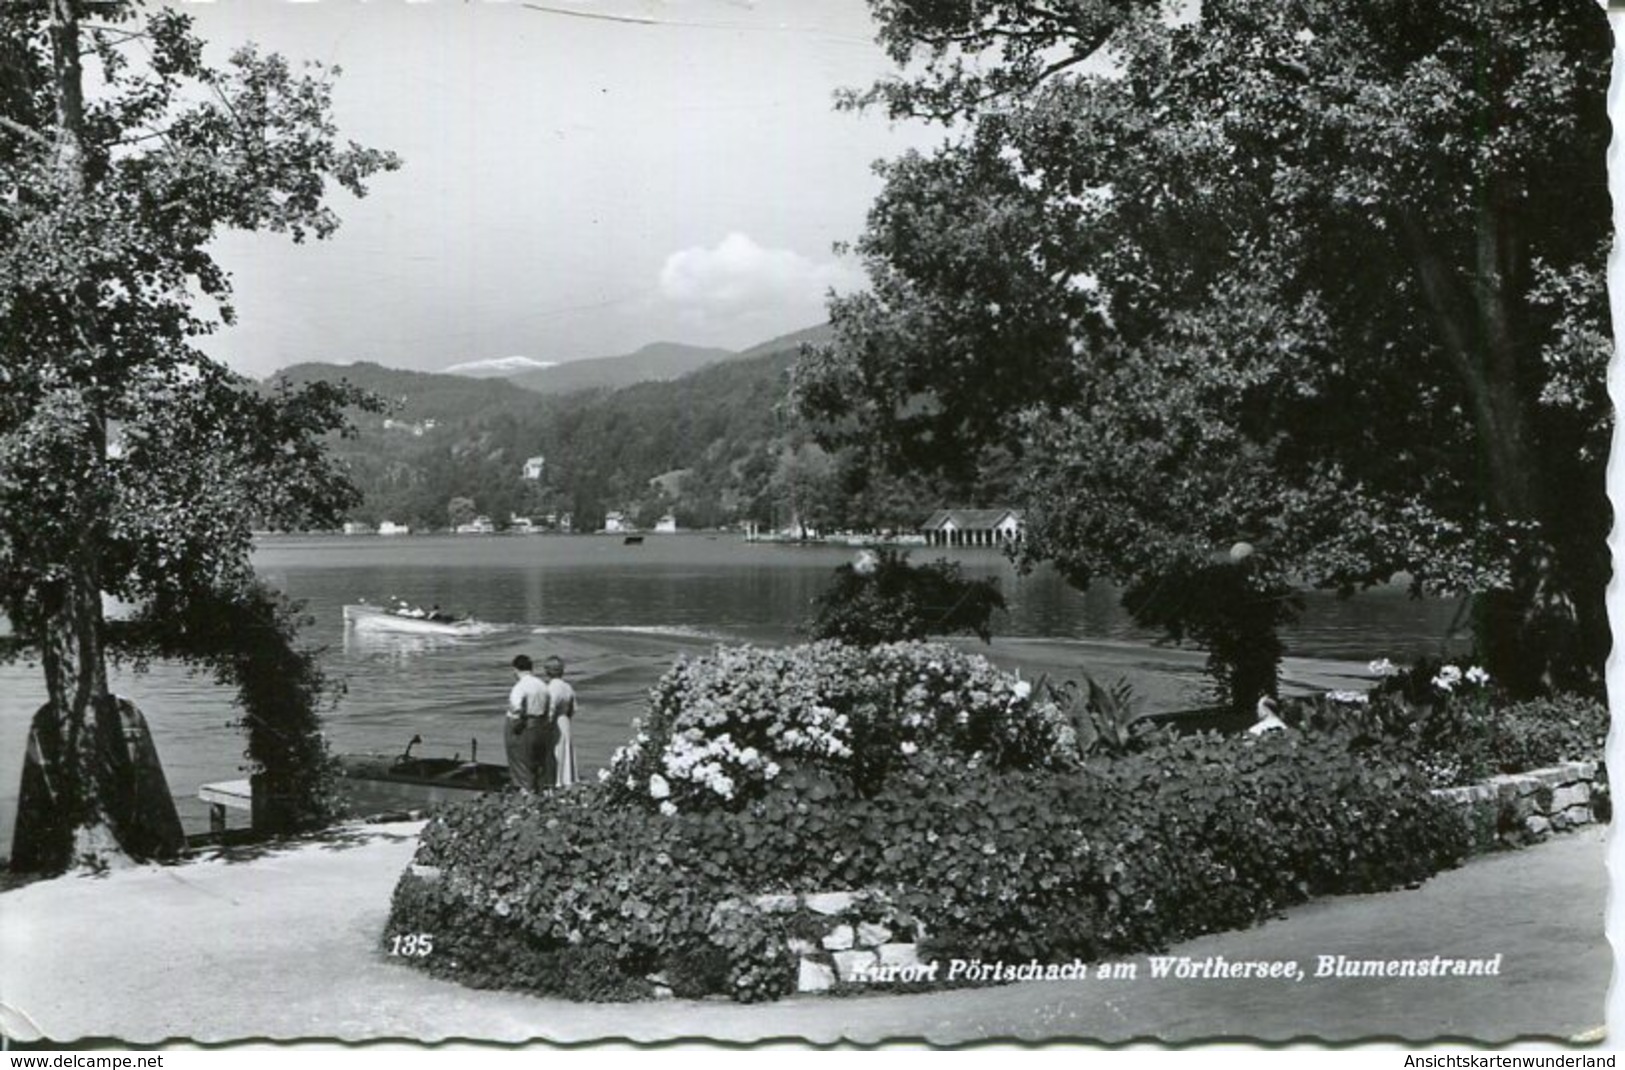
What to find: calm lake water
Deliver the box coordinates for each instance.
[0,533,1470,854]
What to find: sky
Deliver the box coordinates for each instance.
[176,0,944,379]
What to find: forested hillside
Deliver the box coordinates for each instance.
[268,326,950,534]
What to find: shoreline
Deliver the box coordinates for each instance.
[0,632,1381,861]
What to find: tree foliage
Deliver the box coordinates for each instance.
[1,1,398,868]
[806,548,1006,645]
[797,0,1609,701]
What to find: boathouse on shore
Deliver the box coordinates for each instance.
[919,508,1024,547]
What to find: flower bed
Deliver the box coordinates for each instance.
[384,643,1614,1002]
[384,656,1470,1001]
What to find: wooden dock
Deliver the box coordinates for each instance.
[198,779,252,834]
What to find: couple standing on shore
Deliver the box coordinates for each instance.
[505,654,578,793]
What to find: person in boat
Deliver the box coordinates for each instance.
[505,654,552,793]
[428,604,459,624]
[542,655,579,788]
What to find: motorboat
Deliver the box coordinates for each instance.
[342,603,487,636]
[338,735,508,814]
[193,735,506,842]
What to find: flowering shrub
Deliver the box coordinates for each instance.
[601,641,1080,812]
[1291,658,1606,788]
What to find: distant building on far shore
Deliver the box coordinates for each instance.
[378,520,411,536]
[919,509,1024,547]
[522,455,545,481]
[342,521,374,536]
[654,514,678,534]
[601,511,631,534]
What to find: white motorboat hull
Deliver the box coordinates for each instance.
[342,604,487,636]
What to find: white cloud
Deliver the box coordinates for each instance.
[443,356,558,376]
[657,233,862,322]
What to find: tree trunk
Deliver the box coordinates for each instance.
[11,546,186,871]
[8,0,183,871]
[13,564,112,869]
[1403,205,1596,696]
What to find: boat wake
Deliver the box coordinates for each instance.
[528,624,727,642]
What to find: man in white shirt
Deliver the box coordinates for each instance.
[505,654,551,792]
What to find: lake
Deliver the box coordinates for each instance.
[0,533,1471,854]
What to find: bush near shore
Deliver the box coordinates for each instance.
[1284,659,1608,792]
[384,642,1480,1002]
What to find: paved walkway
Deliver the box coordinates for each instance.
[0,821,1608,1046]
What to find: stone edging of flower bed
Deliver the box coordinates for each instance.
[1430,760,1604,852]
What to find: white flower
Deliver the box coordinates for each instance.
[648,774,671,800]
[1465,666,1491,686]
[1327,690,1370,705]
[659,800,678,817]
[900,741,918,756]
[1011,680,1032,700]
[1367,658,1399,678]
[1432,664,1463,692]
[853,550,879,575]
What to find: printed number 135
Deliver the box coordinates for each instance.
[391,933,433,957]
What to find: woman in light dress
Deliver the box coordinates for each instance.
[541,655,578,787]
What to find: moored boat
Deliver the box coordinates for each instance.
[338,737,508,814]
[194,736,506,841]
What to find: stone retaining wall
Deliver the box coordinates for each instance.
[706,889,929,996]
[1431,760,1603,853]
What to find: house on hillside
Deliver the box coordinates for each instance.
[522,455,545,481]
[919,509,1024,547]
[654,514,678,534]
[455,515,495,535]
[601,511,630,534]
[383,418,436,437]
